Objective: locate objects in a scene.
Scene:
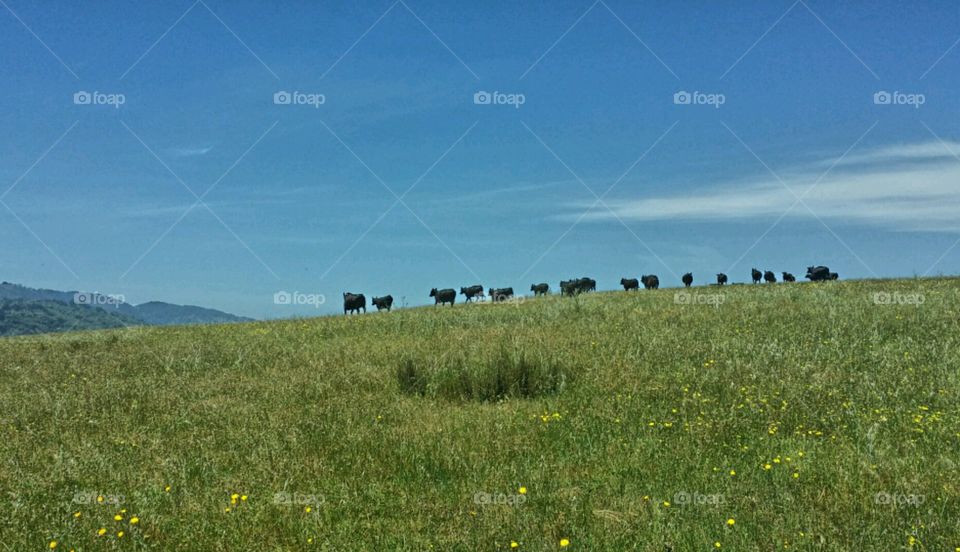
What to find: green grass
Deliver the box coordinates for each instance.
[1,278,958,550]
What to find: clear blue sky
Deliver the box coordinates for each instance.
[2,0,959,318]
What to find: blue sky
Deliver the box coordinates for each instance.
[1,0,959,318]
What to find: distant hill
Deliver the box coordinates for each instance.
[133,301,253,325]
[0,299,142,337]
[0,281,253,336]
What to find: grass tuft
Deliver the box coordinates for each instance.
[397,346,571,401]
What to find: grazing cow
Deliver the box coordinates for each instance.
[429,288,456,306]
[751,268,762,284]
[782,272,796,283]
[560,280,578,297]
[682,272,693,287]
[641,274,659,290]
[620,277,639,291]
[371,295,393,312]
[530,283,549,296]
[716,273,728,285]
[805,266,834,282]
[764,270,777,283]
[460,285,485,302]
[343,292,366,315]
[576,277,596,293]
[489,287,515,302]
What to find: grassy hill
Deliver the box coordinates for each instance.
[0,278,957,550]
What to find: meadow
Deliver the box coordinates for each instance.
[0,278,958,550]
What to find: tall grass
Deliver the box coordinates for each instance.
[397,346,571,401]
[0,278,958,550]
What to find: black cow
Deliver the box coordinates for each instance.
[805,266,835,282]
[782,272,796,283]
[641,274,659,290]
[343,292,366,315]
[620,277,639,291]
[530,283,549,296]
[371,295,393,312]
[751,268,762,284]
[682,272,693,287]
[764,270,777,283]
[429,288,456,306]
[716,273,728,285]
[460,285,485,302]
[576,277,596,293]
[560,280,578,296]
[489,287,515,302]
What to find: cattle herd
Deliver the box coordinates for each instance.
[340,265,840,314]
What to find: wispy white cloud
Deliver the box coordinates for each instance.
[167,145,213,157]
[568,141,960,232]
[821,140,960,168]
[420,180,575,206]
